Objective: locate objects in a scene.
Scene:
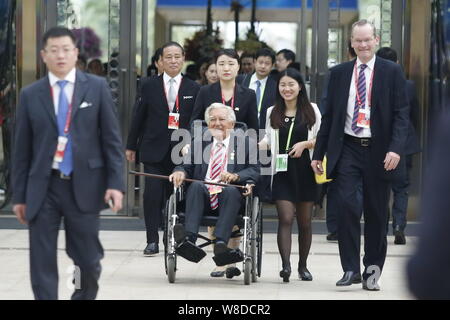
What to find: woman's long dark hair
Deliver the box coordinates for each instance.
[270,68,316,130]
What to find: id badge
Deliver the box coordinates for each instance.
[208,185,223,195]
[275,154,289,172]
[356,108,370,128]
[168,112,180,129]
[53,136,68,163]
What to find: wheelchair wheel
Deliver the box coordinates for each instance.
[251,197,263,282]
[244,258,252,285]
[167,254,176,283]
[164,194,177,280]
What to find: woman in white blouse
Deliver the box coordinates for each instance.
[259,68,321,282]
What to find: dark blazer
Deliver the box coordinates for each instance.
[175,133,260,185]
[126,74,200,164]
[404,80,421,155]
[238,73,277,130]
[12,71,124,222]
[190,82,259,131]
[312,57,410,180]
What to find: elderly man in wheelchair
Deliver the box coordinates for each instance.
[169,103,260,267]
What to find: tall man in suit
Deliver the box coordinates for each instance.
[126,41,200,256]
[311,20,409,291]
[376,47,422,245]
[169,103,259,264]
[11,27,124,300]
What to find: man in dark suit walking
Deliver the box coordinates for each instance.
[126,41,200,256]
[169,103,259,264]
[11,27,124,300]
[376,47,422,245]
[311,20,409,291]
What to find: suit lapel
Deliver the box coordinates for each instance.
[71,70,89,120]
[370,57,382,110]
[37,76,58,130]
[227,133,236,173]
[201,138,213,178]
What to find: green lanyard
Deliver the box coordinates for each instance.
[284,118,295,153]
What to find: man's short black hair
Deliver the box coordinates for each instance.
[240,52,255,60]
[152,47,163,63]
[161,41,185,55]
[255,48,275,64]
[276,49,296,63]
[376,47,398,63]
[42,27,76,47]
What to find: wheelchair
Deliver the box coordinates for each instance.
[163,183,263,285]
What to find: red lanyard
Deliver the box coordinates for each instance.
[354,62,374,108]
[163,77,182,112]
[50,86,73,135]
[221,87,235,110]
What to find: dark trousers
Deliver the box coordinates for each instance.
[184,181,242,243]
[335,139,390,279]
[390,155,412,232]
[29,175,103,300]
[143,152,174,244]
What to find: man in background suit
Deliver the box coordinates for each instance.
[12,27,124,300]
[126,41,200,256]
[169,103,259,265]
[376,47,422,245]
[238,47,277,202]
[311,20,409,291]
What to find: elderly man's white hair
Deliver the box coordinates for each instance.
[204,103,236,125]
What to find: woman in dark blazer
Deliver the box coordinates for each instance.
[190,49,259,131]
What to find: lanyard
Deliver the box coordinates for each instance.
[163,77,182,112]
[50,86,73,135]
[221,86,235,110]
[354,62,374,108]
[284,118,295,152]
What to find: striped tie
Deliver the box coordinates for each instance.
[209,142,225,210]
[352,64,368,134]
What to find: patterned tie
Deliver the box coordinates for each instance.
[255,80,262,112]
[352,64,368,134]
[56,80,73,175]
[208,142,225,210]
[167,78,176,112]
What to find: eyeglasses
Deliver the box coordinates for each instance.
[44,47,76,56]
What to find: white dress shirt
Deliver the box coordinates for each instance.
[205,136,231,182]
[344,55,376,138]
[163,72,182,111]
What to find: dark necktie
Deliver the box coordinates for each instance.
[352,64,368,134]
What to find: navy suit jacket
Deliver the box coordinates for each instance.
[126,74,200,164]
[313,57,410,180]
[238,73,277,130]
[404,80,421,155]
[190,82,259,131]
[12,71,125,221]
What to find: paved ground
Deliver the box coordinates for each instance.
[0,223,416,300]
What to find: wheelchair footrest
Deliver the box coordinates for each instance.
[176,241,206,263]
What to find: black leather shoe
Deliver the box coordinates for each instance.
[336,271,362,286]
[213,242,244,266]
[394,229,406,245]
[298,267,313,281]
[143,243,159,256]
[280,266,291,283]
[326,232,338,242]
[362,279,381,291]
[210,270,225,277]
[225,267,241,279]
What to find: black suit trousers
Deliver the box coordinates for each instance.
[143,151,174,243]
[184,181,242,243]
[335,139,390,279]
[29,176,103,300]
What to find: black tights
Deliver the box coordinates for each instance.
[276,200,313,270]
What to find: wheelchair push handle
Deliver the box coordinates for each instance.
[129,170,247,189]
